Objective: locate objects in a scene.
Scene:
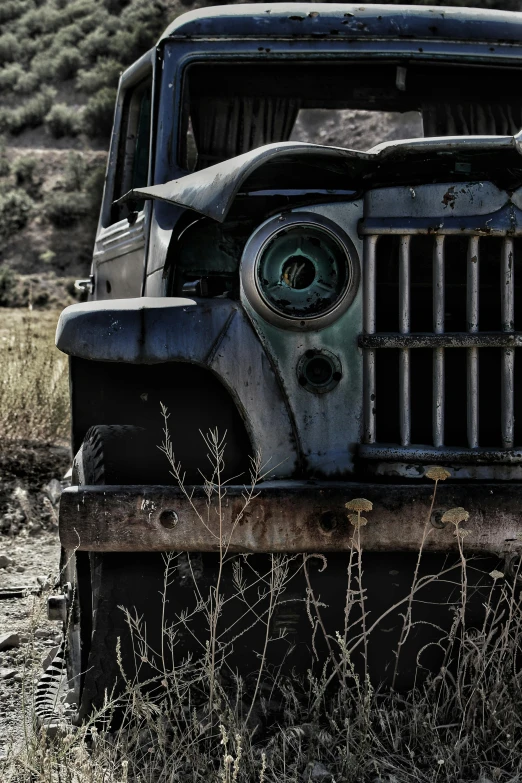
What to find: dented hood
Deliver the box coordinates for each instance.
[124,134,522,223]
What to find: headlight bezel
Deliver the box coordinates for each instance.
[241,212,360,331]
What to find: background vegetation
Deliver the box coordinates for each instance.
[0,0,520,307]
[0,0,519,144]
[0,309,69,442]
[0,0,169,141]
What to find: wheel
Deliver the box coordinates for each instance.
[60,546,92,712]
[63,425,165,721]
[63,425,278,721]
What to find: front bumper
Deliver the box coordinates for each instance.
[59,481,522,555]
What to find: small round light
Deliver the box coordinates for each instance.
[297,349,342,394]
[241,213,359,331]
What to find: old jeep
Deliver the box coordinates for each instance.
[48,3,522,720]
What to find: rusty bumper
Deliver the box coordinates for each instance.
[58,481,522,554]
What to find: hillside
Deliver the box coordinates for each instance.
[0,0,185,307]
[0,0,520,308]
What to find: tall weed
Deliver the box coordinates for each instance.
[4,425,522,782]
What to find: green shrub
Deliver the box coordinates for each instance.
[14,70,39,94]
[0,63,23,92]
[30,46,81,81]
[0,108,13,134]
[0,142,10,177]
[28,52,49,80]
[106,29,136,59]
[23,88,55,127]
[76,10,108,35]
[84,162,106,210]
[0,0,32,25]
[51,46,83,80]
[0,189,34,239]
[12,155,39,187]
[52,23,83,50]
[0,266,16,306]
[0,33,22,65]
[0,64,37,94]
[82,86,117,138]
[20,38,42,64]
[44,190,90,227]
[8,88,56,134]
[19,6,63,36]
[76,57,122,93]
[66,0,102,22]
[110,0,168,61]
[63,151,86,191]
[45,103,81,138]
[79,26,113,64]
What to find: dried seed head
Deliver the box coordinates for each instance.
[425,466,451,481]
[454,528,470,539]
[348,513,368,527]
[441,507,469,525]
[345,498,373,512]
[489,570,504,580]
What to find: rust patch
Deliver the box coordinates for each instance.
[442,187,456,209]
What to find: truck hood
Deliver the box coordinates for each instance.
[124,133,522,223]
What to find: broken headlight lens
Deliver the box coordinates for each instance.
[241,213,359,330]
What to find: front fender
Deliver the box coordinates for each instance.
[57,297,299,476]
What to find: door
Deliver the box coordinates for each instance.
[92,60,153,300]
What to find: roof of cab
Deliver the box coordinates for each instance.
[160,3,522,45]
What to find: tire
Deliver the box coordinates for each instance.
[60,547,92,712]
[64,425,169,722]
[72,424,157,485]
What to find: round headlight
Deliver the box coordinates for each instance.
[241,213,359,330]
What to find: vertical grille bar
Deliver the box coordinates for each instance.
[363,236,378,443]
[501,238,515,449]
[433,236,445,447]
[467,236,479,449]
[399,236,411,446]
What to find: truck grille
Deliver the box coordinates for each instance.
[359,227,522,467]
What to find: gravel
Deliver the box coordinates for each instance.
[0,633,20,651]
[0,440,69,760]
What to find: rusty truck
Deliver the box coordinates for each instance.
[44,3,522,721]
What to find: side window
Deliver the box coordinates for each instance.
[111,76,152,224]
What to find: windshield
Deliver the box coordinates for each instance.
[180,60,522,170]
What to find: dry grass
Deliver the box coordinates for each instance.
[0,371,520,783]
[2,423,522,783]
[0,307,69,443]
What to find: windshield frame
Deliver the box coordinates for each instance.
[151,36,522,225]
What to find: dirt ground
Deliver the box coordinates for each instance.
[0,441,70,761]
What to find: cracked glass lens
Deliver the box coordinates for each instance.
[256,225,349,318]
